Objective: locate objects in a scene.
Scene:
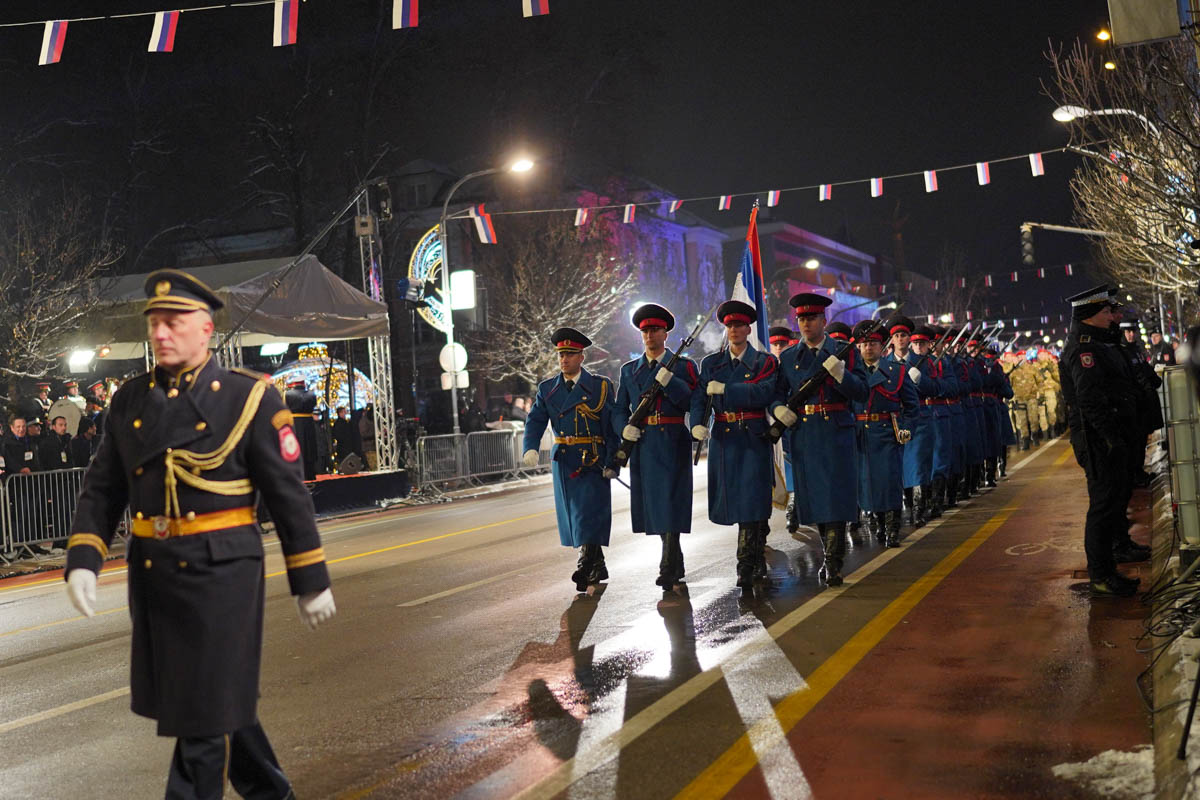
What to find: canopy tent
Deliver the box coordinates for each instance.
[72,255,388,358]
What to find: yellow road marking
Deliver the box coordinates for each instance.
[0,564,128,595]
[0,606,128,640]
[674,446,1073,798]
[0,688,130,735]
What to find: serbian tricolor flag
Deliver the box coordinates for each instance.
[923,170,938,193]
[957,277,966,288]
[148,11,179,53]
[1010,271,1019,282]
[976,162,990,186]
[1037,267,1045,278]
[818,184,832,201]
[932,279,940,291]
[669,199,683,213]
[766,190,780,207]
[877,285,886,295]
[469,204,497,244]
[393,0,418,29]
[273,0,299,47]
[574,208,589,227]
[523,0,549,17]
[1029,152,1045,177]
[622,204,636,224]
[718,195,732,211]
[39,21,67,65]
[870,177,883,198]
[1065,264,1073,276]
[985,275,993,287]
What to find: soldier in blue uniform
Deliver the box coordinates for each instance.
[913,325,956,518]
[884,314,938,528]
[983,346,1016,478]
[613,304,700,591]
[64,269,335,800]
[522,328,619,594]
[957,332,987,497]
[769,294,868,586]
[852,320,919,547]
[768,325,800,534]
[691,300,778,590]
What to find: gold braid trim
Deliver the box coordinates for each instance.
[67,533,108,559]
[164,379,267,518]
[571,379,609,467]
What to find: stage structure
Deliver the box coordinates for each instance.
[355,188,399,471]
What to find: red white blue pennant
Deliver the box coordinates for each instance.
[39,20,67,65]
[148,11,179,53]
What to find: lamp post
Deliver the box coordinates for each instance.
[438,158,534,434]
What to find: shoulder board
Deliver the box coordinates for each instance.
[621,358,639,371]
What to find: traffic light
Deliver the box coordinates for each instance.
[1020,224,1035,266]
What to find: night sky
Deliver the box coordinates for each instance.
[0,1,1110,316]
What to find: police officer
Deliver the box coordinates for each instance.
[692,300,778,590]
[854,320,919,547]
[769,325,800,534]
[1115,312,1163,488]
[885,315,938,527]
[64,269,336,799]
[521,328,619,593]
[1148,329,1176,366]
[285,378,320,480]
[1060,285,1143,596]
[613,304,700,591]
[769,294,868,586]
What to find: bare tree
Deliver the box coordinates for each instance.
[0,190,122,381]
[469,215,637,390]
[932,244,987,325]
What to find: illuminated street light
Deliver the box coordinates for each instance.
[804,258,820,270]
[68,349,95,372]
[1052,104,1159,136]
[1096,29,1111,41]
[939,313,953,323]
[1043,335,1051,343]
[1056,339,1064,347]
[510,158,534,173]
[1104,60,1116,70]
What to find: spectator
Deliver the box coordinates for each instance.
[2,415,37,474]
[332,406,354,466]
[358,405,377,471]
[26,420,44,446]
[509,395,529,423]
[38,415,72,470]
[33,382,51,420]
[72,417,97,468]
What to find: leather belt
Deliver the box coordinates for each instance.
[801,403,847,414]
[554,435,605,445]
[855,412,894,422]
[644,414,685,425]
[923,398,959,406]
[716,411,765,423]
[131,506,257,539]
[983,392,998,399]
[969,392,986,398]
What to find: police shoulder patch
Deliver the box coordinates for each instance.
[1080,353,1094,368]
[278,426,300,462]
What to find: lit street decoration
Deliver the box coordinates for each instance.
[273,342,377,411]
[408,225,449,334]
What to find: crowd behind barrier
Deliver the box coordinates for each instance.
[0,467,132,562]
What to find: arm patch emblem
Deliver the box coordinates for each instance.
[1080,353,1094,368]
[279,426,301,461]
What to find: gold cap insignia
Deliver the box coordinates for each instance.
[155,280,171,296]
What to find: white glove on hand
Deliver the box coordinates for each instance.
[707,381,725,395]
[602,467,618,480]
[655,367,674,387]
[621,424,642,441]
[66,569,97,618]
[773,406,798,427]
[297,588,336,631]
[823,356,846,383]
[691,425,709,441]
[522,449,539,468]
[1154,363,1166,374]
[907,366,922,383]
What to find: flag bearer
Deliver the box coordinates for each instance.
[522,328,620,594]
[613,304,700,592]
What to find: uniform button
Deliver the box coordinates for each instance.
[166,448,173,454]
[186,511,196,521]
[133,419,142,429]
[167,388,179,398]
[135,467,144,476]
[178,561,188,568]
[184,374,193,383]
[195,421,206,431]
[148,381,155,389]
[143,559,152,569]
[210,381,221,392]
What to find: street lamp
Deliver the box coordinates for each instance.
[1051,104,1160,137]
[804,258,820,270]
[438,157,535,433]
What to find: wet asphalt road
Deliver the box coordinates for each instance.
[0,440,1111,799]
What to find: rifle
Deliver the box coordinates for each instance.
[610,303,718,469]
[763,314,891,445]
[693,327,728,465]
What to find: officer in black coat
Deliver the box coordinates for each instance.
[285,378,319,480]
[1059,285,1144,597]
[64,269,336,800]
[1115,312,1163,486]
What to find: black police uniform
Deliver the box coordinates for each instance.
[1059,285,1142,595]
[285,382,320,480]
[65,269,331,799]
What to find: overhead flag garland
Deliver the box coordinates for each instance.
[766,190,781,207]
[522,0,550,17]
[573,207,589,227]
[870,177,883,198]
[392,0,418,29]
[1029,152,1045,177]
[469,204,497,244]
[623,204,636,224]
[39,20,67,66]
[147,11,179,53]
[819,184,832,202]
[923,170,939,193]
[668,199,683,213]
[976,162,991,186]
[273,0,299,47]
[718,195,732,211]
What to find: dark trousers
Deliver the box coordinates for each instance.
[1082,453,1133,581]
[166,721,292,800]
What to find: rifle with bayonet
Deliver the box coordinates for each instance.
[610,303,718,469]
[762,314,890,445]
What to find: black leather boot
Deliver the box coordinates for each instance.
[786,500,799,533]
[753,521,770,582]
[903,487,916,527]
[821,522,847,586]
[885,510,902,548]
[918,483,932,522]
[867,512,883,542]
[588,545,608,584]
[946,475,959,507]
[928,476,944,518]
[657,533,685,588]
[572,546,592,592]
[736,525,754,589]
[998,449,1007,478]
[984,459,997,487]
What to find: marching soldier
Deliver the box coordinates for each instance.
[769,294,868,586]
[853,320,918,547]
[1060,285,1145,595]
[1036,350,1065,435]
[64,268,336,799]
[613,304,700,592]
[916,325,957,516]
[960,333,989,494]
[285,378,320,480]
[692,300,778,591]
[1004,351,1039,450]
[769,325,800,534]
[522,328,619,594]
[983,345,1015,478]
[885,314,938,527]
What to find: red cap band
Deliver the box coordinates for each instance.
[889,323,911,334]
[859,332,884,342]
[723,313,752,324]
[828,332,849,341]
[556,340,586,351]
[909,333,931,342]
[768,335,791,344]
[638,318,669,330]
[793,305,825,316]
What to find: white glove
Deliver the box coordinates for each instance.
[522,449,539,467]
[691,425,709,441]
[655,367,674,387]
[1154,363,1166,374]
[621,424,642,441]
[707,381,725,395]
[908,366,922,382]
[66,569,97,618]
[823,356,846,383]
[602,467,618,480]
[773,406,798,427]
[296,588,337,630]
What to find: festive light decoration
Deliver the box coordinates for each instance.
[274,345,378,412]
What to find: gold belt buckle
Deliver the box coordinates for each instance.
[151,516,171,539]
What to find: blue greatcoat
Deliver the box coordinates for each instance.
[692,345,778,525]
[523,368,619,547]
[854,359,920,512]
[928,355,960,480]
[988,358,1018,446]
[973,356,1001,460]
[612,349,699,535]
[771,336,869,526]
[888,351,938,489]
[958,355,985,465]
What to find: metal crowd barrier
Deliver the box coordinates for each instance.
[0,467,131,561]
[1163,366,1200,555]
[465,430,520,481]
[413,428,554,490]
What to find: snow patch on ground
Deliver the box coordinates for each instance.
[1051,745,1154,800]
